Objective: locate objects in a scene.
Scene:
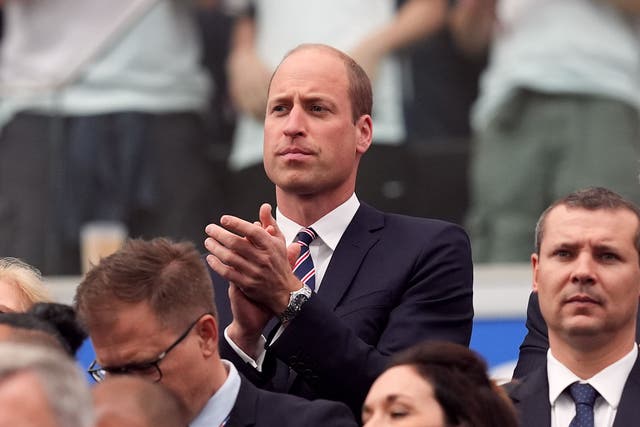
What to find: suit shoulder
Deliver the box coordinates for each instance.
[256,388,358,426]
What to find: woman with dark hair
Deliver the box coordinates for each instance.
[362,341,519,427]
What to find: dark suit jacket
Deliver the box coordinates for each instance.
[226,375,357,427]
[507,356,640,427]
[513,292,640,378]
[212,203,474,414]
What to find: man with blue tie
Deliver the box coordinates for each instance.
[204,43,473,415]
[506,187,640,427]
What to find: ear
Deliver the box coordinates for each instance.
[531,253,540,293]
[354,114,373,155]
[196,314,219,357]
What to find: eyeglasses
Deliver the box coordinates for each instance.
[88,313,209,383]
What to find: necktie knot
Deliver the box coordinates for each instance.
[295,228,317,247]
[569,382,598,407]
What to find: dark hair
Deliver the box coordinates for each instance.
[271,43,373,123]
[389,342,519,427]
[74,238,215,332]
[0,303,87,356]
[535,187,640,255]
[28,303,87,355]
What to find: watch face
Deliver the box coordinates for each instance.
[291,293,308,310]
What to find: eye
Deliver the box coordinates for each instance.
[389,404,410,419]
[599,252,620,262]
[309,105,326,113]
[270,105,288,115]
[553,249,572,259]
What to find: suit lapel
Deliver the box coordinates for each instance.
[317,203,383,310]
[613,354,640,427]
[508,366,552,427]
[225,376,257,427]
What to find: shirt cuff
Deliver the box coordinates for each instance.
[223,326,267,372]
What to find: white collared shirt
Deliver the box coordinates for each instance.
[224,193,361,369]
[190,360,241,427]
[276,193,360,291]
[547,345,638,427]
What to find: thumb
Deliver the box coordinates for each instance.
[259,203,284,239]
[286,241,301,270]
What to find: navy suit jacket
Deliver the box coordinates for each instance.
[513,292,640,378]
[226,374,357,427]
[507,356,640,427]
[211,203,474,415]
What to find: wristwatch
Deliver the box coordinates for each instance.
[279,284,313,323]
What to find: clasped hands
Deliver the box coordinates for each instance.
[205,204,303,355]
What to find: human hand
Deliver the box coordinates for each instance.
[449,0,497,57]
[349,38,385,82]
[205,204,302,314]
[226,47,271,120]
[226,283,272,359]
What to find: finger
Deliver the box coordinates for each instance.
[259,203,285,239]
[286,241,301,270]
[206,253,256,288]
[259,203,274,228]
[220,215,272,250]
[204,238,262,281]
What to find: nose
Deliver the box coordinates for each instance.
[282,105,306,138]
[570,253,596,286]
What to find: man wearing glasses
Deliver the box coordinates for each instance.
[74,238,357,427]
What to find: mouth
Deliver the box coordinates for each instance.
[277,147,314,161]
[564,294,601,306]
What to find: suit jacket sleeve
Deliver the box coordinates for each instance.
[513,292,549,379]
[269,220,474,413]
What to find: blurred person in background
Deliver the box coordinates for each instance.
[362,341,519,427]
[461,0,640,262]
[0,0,224,275]
[0,257,51,313]
[0,342,94,427]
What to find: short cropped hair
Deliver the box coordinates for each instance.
[75,238,215,332]
[0,257,51,310]
[0,342,94,427]
[390,341,519,427]
[534,187,640,255]
[94,376,187,427]
[271,43,373,123]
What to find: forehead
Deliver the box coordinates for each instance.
[268,48,349,99]
[90,302,169,364]
[0,279,28,312]
[542,206,639,247]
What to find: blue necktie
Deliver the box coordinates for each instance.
[569,382,599,427]
[292,228,317,291]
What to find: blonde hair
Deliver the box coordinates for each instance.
[0,258,52,310]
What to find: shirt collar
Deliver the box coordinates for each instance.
[190,360,241,427]
[276,193,360,251]
[547,344,638,409]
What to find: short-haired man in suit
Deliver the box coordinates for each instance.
[204,43,474,415]
[75,238,357,427]
[507,187,640,427]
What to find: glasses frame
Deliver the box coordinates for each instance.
[88,313,209,383]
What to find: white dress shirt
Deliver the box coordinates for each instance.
[190,360,241,427]
[224,193,361,369]
[547,345,638,427]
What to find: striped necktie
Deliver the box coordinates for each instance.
[292,228,317,291]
